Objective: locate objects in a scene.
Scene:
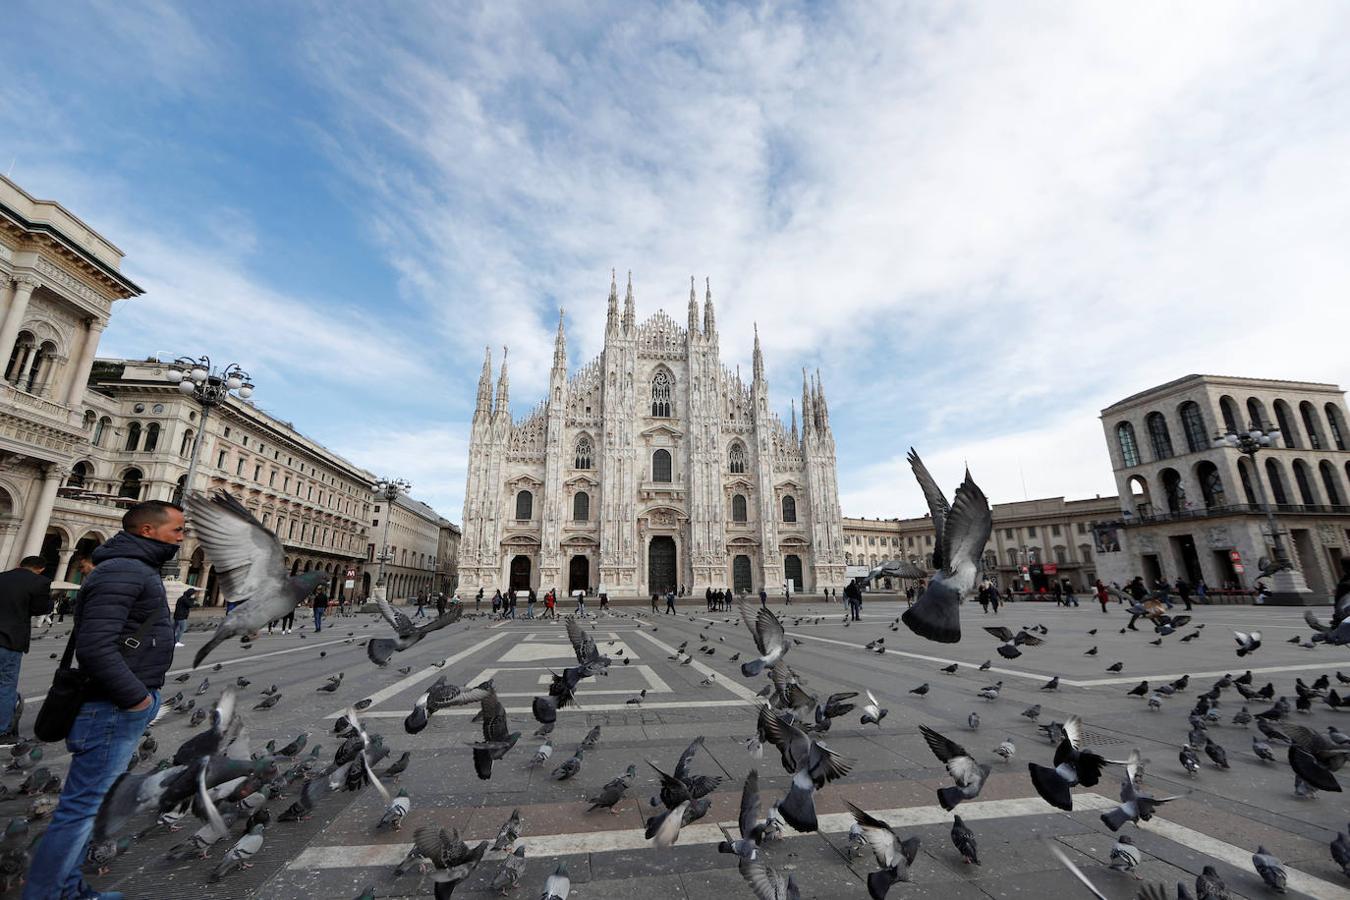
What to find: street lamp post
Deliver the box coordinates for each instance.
[373,477,411,603]
[162,356,255,580]
[1212,421,1312,604]
[164,356,255,504]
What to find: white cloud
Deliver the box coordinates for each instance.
[330,424,469,520]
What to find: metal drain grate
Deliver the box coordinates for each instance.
[1080,728,1128,746]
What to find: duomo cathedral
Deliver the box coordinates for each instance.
[458,273,846,597]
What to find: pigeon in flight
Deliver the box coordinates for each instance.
[846,801,922,898]
[412,826,487,900]
[1028,716,1119,811]
[1234,630,1262,657]
[367,595,462,666]
[860,690,887,727]
[740,602,790,677]
[757,706,851,833]
[918,724,989,811]
[186,491,326,668]
[901,450,992,644]
[1100,775,1183,831]
[467,691,519,780]
[984,626,1044,659]
[736,856,799,900]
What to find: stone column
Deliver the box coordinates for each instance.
[20,467,61,559]
[0,276,39,371]
[56,547,76,581]
[64,319,105,407]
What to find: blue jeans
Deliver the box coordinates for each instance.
[0,646,23,734]
[314,609,324,632]
[24,692,160,899]
[173,619,188,643]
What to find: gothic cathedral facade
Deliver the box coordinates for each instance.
[458,274,846,597]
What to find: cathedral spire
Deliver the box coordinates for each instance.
[801,367,813,436]
[687,275,699,336]
[752,322,763,382]
[702,276,716,336]
[494,345,510,418]
[622,270,636,331]
[790,398,798,441]
[474,345,493,419]
[552,308,567,372]
[815,367,829,427]
[606,269,619,335]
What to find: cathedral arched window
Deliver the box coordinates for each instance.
[651,371,672,417]
[573,491,589,522]
[781,495,797,522]
[515,490,533,520]
[731,494,748,522]
[574,437,593,469]
[728,442,747,474]
[652,449,672,483]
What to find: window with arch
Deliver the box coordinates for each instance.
[1319,461,1343,506]
[573,491,590,522]
[125,422,142,452]
[179,429,194,458]
[1237,458,1258,505]
[1299,402,1324,450]
[1007,549,1019,566]
[1116,422,1140,466]
[93,416,110,448]
[68,461,91,489]
[1053,546,1067,564]
[651,371,672,417]
[1273,400,1299,448]
[1077,543,1092,561]
[82,410,96,431]
[1246,397,1268,431]
[1145,412,1173,460]
[844,552,852,565]
[1265,458,1289,506]
[729,442,747,474]
[118,468,143,499]
[574,436,593,469]
[731,493,748,522]
[143,422,161,453]
[1219,396,1240,435]
[3,333,32,384]
[1197,460,1224,508]
[1178,401,1207,453]
[652,448,672,482]
[1292,459,1317,505]
[1326,404,1348,451]
[515,490,533,520]
[782,494,797,522]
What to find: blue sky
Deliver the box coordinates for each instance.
[6,1,1350,520]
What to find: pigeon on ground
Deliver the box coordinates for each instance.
[1179,744,1200,776]
[588,765,637,814]
[1107,662,1124,673]
[384,751,411,777]
[846,801,922,898]
[186,491,327,668]
[1251,845,1287,892]
[900,450,992,644]
[950,815,979,865]
[967,712,980,730]
[1331,828,1350,877]
[490,808,522,851]
[977,682,1002,702]
[1109,834,1142,875]
[378,788,411,830]
[918,724,989,810]
[552,747,584,781]
[488,845,526,895]
[1041,676,1059,692]
[316,673,343,693]
[994,738,1015,762]
[1195,865,1229,899]
[529,741,553,768]
[1021,704,1042,722]
[909,683,929,697]
[210,823,265,882]
[1204,739,1229,770]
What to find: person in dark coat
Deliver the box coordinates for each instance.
[25,500,182,900]
[172,587,197,646]
[312,588,330,632]
[0,555,53,736]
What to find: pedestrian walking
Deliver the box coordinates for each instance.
[312,589,330,632]
[665,589,676,615]
[758,586,767,609]
[0,555,53,738]
[844,579,862,621]
[475,588,483,613]
[492,591,501,618]
[574,588,585,616]
[172,587,197,647]
[24,500,180,900]
[527,590,536,619]
[1176,577,1192,611]
[1195,580,1207,604]
[1095,579,1110,614]
[414,594,427,619]
[1064,582,1078,608]
[990,587,1000,615]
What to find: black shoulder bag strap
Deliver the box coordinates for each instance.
[57,609,159,667]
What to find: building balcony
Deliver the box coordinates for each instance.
[1119,501,1350,527]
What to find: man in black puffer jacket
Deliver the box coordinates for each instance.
[25,500,183,900]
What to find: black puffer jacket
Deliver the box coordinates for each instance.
[75,532,178,708]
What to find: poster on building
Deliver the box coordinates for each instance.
[1092,524,1121,553]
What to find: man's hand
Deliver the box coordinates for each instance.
[128,695,152,712]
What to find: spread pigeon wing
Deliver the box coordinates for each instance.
[846,802,900,866]
[186,492,286,604]
[375,595,416,637]
[941,472,993,584]
[1062,716,1085,751]
[983,626,1015,643]
[908,448,951,570]
[918,724,969,764]
[739,769,761,839]
[673,736,706,781]
[565,618,600,664]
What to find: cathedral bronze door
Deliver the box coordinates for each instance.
[784,554,803,591]
[568,555,589,594]
[648,536,676,594]
[509,555,531,592]
[732,555,752,593]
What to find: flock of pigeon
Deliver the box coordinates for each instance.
[2,450,1348,900]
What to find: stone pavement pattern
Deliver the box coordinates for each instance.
[4,598,1349,899]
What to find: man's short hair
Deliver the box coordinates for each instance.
[19,556,46,570]
[123,500,184,533]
